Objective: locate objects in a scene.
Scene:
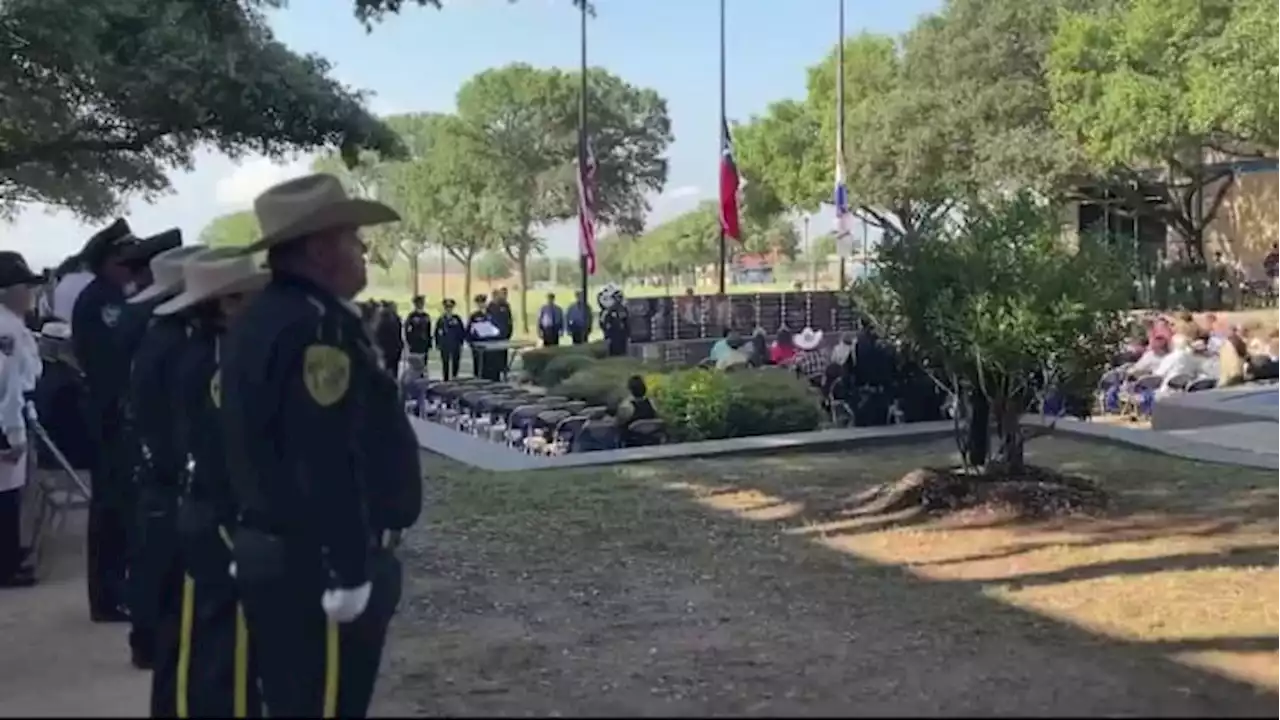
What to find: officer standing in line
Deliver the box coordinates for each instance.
[466,294,491,379]
[120,241,202,675]
[402,295,432,371]
[487,287,514,378]
[156,249,269,718]
[434,299,465,381]
[599,284,630,358]
[71,218,143,624]
[220,174,423,718]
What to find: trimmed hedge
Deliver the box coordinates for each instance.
[552,362,824,440]
[521,342,608,385]
[541,353,597,387]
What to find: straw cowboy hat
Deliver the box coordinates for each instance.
[243,173,400,253]
[128,245,209,305]
[794,327,824,351]
[154,248,269,316]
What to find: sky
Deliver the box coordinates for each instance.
[6,0,939,270]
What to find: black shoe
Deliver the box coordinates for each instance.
[91,605,131,623]
[0,568,37,589]
[131,646,155,671]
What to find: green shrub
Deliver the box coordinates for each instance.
[723,368,824,437]
[649,369,734,441]
[541,353,597,387]
[550,358,651,410]
[521,342,608,385]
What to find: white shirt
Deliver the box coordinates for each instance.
[52,271,94,325]
[0,305,42,492]
[1154,348,1203,383]
[1130,350,1164,376]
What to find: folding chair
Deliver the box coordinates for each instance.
[23,404,91,573]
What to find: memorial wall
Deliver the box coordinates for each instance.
[625,291,859,343]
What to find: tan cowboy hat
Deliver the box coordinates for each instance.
[244,173,400,253]
[128,245,209,305]
[794,326,824,351]
[154,248,269,316]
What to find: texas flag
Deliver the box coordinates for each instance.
[719,119,741,242]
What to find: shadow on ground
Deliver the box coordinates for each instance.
[376,437,1277,717]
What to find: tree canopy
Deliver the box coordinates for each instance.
[198,210,261,248]
[1,0,403,219]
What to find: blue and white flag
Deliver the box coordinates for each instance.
[834,158,854,257]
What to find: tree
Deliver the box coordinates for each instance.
[1,0,404,219]
[1047,0,1279,263]
[856,193,1129,477]
[198,211,260,248]
[476,250,512,283]
[454,63,672,331]
[350,0,590,25]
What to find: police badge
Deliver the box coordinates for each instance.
[101,304,122,328]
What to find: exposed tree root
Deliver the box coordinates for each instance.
[852,464,1110,521]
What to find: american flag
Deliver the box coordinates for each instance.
[577,135,597,275]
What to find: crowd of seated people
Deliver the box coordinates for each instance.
[1103,311,1279,417]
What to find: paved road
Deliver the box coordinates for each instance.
[0,511,147,718]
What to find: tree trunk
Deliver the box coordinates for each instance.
[463,256,473,308]
[517,248,531,335]
[966,388,989,468]
[409,252,420,298]
[995,399,1024,472]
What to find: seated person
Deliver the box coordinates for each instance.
[786,327,829,386]
[708,329,734,364]
[1153,334,1206,390]
[398,354,430,409]
[769,328,798,365]
[1129,332,1170,377]
[715,332,750,371]
[1215,333,1248,388]
[615,375,660,446]
[747,328,770,367]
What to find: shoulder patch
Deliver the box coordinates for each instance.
[209,369,222,409]
[101,304,122,328]
[0,335,13,356]
[302,344,350,407]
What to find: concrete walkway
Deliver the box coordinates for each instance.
[0,511,147,718]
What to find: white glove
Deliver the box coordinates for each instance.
[228,562,236,579]
[321,582,372,623]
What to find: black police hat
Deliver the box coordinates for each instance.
[0,251,44,290]
[412,294,425,304]
[78,218,138,271]
[474,294,487,304]
[442,297,456,307]
[120,227,182,266]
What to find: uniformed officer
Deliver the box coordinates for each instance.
[71,218,144,623]
[156,249,269,718]
[220,174,423,718]
[0,252,45,589]
[402,295,432,369]
[599,284,630,357]
[466,294,492,380]
[123,246,203,683]
[434,299,464,381]
[487,287,514,378]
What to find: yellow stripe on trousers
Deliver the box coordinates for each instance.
[177,575,195,719]
[324,620,340,718]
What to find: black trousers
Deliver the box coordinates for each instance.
[0,487,22,579]
[233,531,402,719]
[540,332,560,347]
[150,546,185,717]
[569,328,587,345]
[129,485,179,661]
[88,418,133,620]
[439,347,461,381]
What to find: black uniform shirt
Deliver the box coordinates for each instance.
[220,272,421,588]
[71,276,130,415]
[176,327,239,521]
[403,310,432,354]
[434,313,465,348]
[130,312,191,488]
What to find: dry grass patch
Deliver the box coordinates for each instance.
[648,436,1278,691]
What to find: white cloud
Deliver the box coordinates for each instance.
[214,155,313,208]
[664,185,699,200]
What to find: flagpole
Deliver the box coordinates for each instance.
[717,0,727,296]
[836,0,847,289]
[578,0,590,307]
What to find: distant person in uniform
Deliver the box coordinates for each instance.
[121,242,204,675]
[403,295,432,370]
[538,292,564,347]
[374,301,403,376]
[467,296,502,381]
[599,284,629,358]
[220,174,422,717]
[566,289,593,345]
[488,287,514,378]
[0,252,45,589]
[71,219,143,624]
[434,299,465,381]
[156,249,269,717]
